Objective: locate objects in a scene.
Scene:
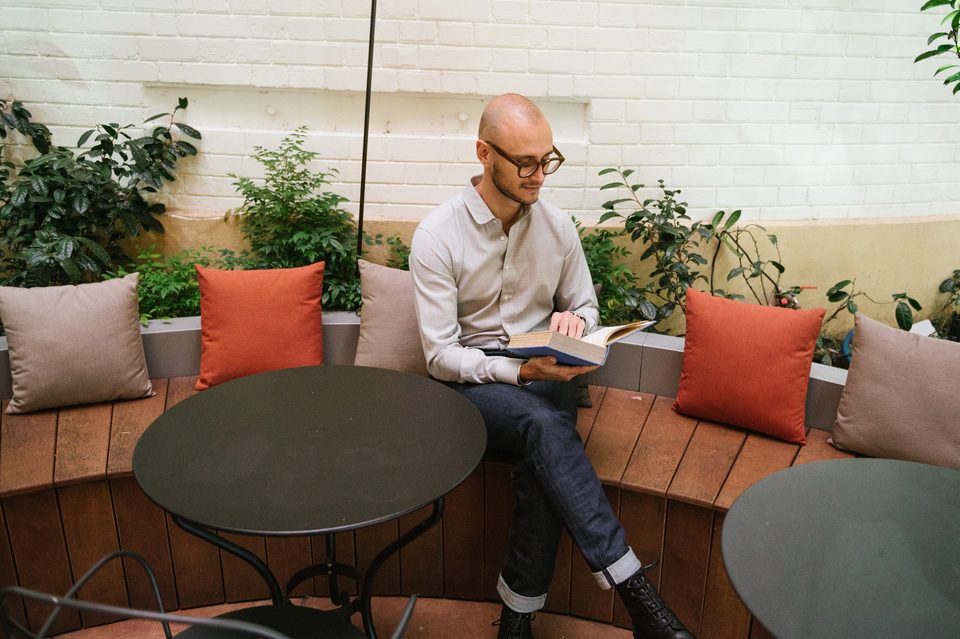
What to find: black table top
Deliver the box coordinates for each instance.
[133,365,486,536]
[722,458,960,639]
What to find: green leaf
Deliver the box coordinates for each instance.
[598,168,618,175]
[178,97,188,109]
[940,9,960,26]
[173,122,201,139]
[916,49,947,62]
[940,278,956,293]
[827,291,849,303]
[767,234,778,246]
[622,169,634,178]
[908,297,923,311]
[727,266,747,280]
[770,260,785,273]
[935,63,959,76]
[943,71,960,84]
[129,142,149,169]
[827,280,851,295]
[142,112,170,123]
[600,182,623,190]
[30,175,47,195]
[102,124,117,137]
[895,302,913,330]
[76,129,95,147]
[722,209,741,231]
[75,236,112,265]
[928,32,950,45]
[11,187,28,207]
[846,299,858,314]
[72,193,90,214]
[921,0,953,10]
[174,140,198,156]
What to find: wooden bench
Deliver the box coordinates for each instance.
[0,314,854,637]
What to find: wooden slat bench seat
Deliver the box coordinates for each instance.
[0,375,853,638]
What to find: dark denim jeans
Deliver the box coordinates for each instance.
[445,379,640,612]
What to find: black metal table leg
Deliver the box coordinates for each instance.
[360,498,444,639]
[172,514,284,606]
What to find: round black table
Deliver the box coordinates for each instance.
[722,458,960,639]
[133,365,486,639]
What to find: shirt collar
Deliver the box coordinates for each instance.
[464,176,533,228]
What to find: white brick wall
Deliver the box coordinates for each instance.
[2,1,959,223]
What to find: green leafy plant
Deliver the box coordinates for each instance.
[0,98,200,286]
[915,0,960,95]
[385,234,411,270]
[597,171,711,324]
[597,168,923,364]
[597,170,799,326]
[0,99,51,154]
[228,127,362,310]
[935,268,960,340]
[573,217,642,324]
[108,246,228,323]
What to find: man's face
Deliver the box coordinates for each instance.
[484,123,556,206]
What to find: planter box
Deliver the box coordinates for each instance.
[0,313,846,430]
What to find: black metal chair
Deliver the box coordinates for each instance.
[0,551,417,639]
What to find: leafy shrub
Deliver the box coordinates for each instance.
[596,167,923,359]
[228,127,361,310]
[915,0,960,96]
[573,218,642,324]
[0,98,200,286]
[109,247,229,323]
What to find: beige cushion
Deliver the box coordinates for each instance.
[354,260,428,376]
[0,274,154,414]
[831,313,960,469]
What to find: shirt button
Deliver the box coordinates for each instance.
[500,236,506,241]
[504,265,510,270]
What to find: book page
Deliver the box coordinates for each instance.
[581,320,655,347]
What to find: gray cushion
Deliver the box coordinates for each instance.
[831,313,960,469]
[0,274,154,413]
[354,260,428,376]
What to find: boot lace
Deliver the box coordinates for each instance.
[492,610,535,639]
[625,562,682,630]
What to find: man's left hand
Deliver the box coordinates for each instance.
[550,311,585,339]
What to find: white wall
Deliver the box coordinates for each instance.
[2,0,959,225]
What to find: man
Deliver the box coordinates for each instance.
[410,93,692,639]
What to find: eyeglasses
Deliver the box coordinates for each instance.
[483,140,565,178]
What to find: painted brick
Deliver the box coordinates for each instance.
[418,0,490,22]
[2,1,955,224]
[420,46,490,71]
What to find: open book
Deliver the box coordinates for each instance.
[506,320,655,366]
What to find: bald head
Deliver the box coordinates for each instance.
[478,93,549,142]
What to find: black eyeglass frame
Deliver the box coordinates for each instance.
[483,140,565,178]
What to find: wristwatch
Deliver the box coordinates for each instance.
[517,367,533,387]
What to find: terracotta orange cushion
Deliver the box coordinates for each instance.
[673,288,825,444]
[195,262,325,390]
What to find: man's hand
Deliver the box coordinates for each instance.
[519,356,598,383]
[550,310,585,338]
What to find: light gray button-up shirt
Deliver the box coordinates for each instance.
[410,178,599,385]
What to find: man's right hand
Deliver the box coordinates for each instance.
[519,356,599,383]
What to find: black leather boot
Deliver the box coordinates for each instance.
[492,605,534,639]
[616,566,694,639]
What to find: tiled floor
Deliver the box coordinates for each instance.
[56,597,634,638]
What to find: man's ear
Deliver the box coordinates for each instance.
[476,139,492,167]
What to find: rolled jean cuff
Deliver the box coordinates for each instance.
[593,546,642,590]
[497,574,547,613]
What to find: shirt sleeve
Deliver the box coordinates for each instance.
[554,218,600,334]
[410,227,523,385]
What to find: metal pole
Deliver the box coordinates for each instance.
[357,0,378,256]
